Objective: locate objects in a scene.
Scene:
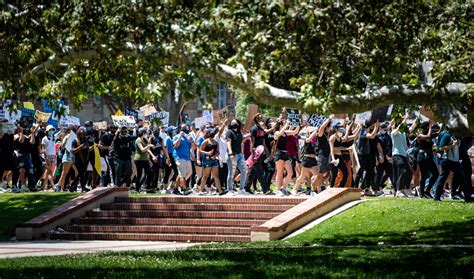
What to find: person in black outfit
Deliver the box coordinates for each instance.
[460,136,473,197]
[149,128,170,191]
[355,121,379,189]
[111,126,134,188]
[376,122,393,190]
[263,118,276,195]
[84,121,100,189]
[0,130,18,190]
[71,127,89,191]
[98,125,116,186]
[329,123,348,188]
[416,122,439,198]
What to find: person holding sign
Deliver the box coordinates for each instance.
[40,125,57,190]
[328,123,349,188]
[273,119,299,196]
[14,124,39,192]
[292,126,319,195]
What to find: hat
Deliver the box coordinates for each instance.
[46,125,55,132]
[166,126,177,134]
[84,120,93,127]
[138,128,147,135]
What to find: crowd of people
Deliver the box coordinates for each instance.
[0,111,472,202]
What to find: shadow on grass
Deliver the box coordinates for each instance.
[0,247,472,278]
[292,218,474,246]
[0,193,80,241]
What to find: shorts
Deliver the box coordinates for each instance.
[62,150,74,163]
[176,159,192,179]
[302,156,317,168]
[202,158,219,168]
[274,150,289,162]
[290,155,300,164]
[317,154,330,173]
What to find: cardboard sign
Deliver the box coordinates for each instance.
[139,104,157,117]
[34,111,51,123]
[420,105,436,121]
[125,107,139,121]
[0,122,15,134]
[60,115,80,128]
[111,115,136,127]
[307,114,328,127]
[202,110,214,123]
[93,121,108,130]
[244,104,259,130]
[194,116,208,129]
[149,111,169,126]
[218,105,236,120]
[286,108,300,126]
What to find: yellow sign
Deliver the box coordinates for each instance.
[115,109,124,116]
[34,110,51,123]
[23,102,35,110]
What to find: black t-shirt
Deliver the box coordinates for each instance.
[72,138,89,164]
[149,135,163,156]
[377,132,392,157]
[112,134,133,160]
[265,132,274,151]
[358,128,370,155]
[226,129,243,155]
[86,129,99,146]
[0,134,14,155]
[369,137,379,156]
[100,132,114,157]
[250,125,265,148]
[303,141,316,155]
[317,134,330,157]
[14,137,33,155]
[276,134,287,151]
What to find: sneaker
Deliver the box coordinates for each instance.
[225,191,236,196]
[275,190,285,197]
[396,191,406,198]
[424,192,434,199]
[0,182,7,190]
[264,190,274,195]
[160,189,168,194]
[11,187,21,193]
[404,189,415,197]
[364,189,375,196]
[281,189,290,196]
[198,191,207,196]
[291,189,298,196]
[20,185,30,192]
[238,189,251,195]
[451,194,462,200]
[128,189,138,194]
[218,190,228,196]
[305,189,312,196]
[310,191,318,197]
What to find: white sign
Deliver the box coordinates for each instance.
[0,122,16,134]
[149,111,169,126]
[202,110,213,123]
[307,114,328,127]
[194,116,207,128]
[111,115,136,127]
[0,100,22,123]
[355,111,372,124]
[60,115,81,128]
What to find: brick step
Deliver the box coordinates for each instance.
[73,217,265,227]
[61,225,250,235]
[49,232,250,242]
[86,210,278,219]
[101,203,293,212]
[115,196,307,205]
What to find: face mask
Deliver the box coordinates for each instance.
[381,130,387,135]
[48,131,54,137]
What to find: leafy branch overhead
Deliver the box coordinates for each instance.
[1,2,473,131]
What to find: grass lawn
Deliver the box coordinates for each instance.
[0,247,472,278]
[0,193,80,241]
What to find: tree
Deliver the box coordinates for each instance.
[1,2,472,133]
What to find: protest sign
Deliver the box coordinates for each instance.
[244,104,259,130]
[125,107,139,121]
[194,116,208,129]
[307,114,328,127]
[286,108,300,126]
[202,110,214,123]
[369,106,390,124]
[60,115,80,128]
[93,121,108,130]
[139,104,157,117]
[34,111,51,123]
[23,102,35,110]
[0,100,22,123]
[115,109,124,116]
[218,105,236,120]
[0,122,16,134]
[420,105,436,121]
[111,115,136,127]
[149,111,169,126]
[355,111,371,124]
[19,108,35,128]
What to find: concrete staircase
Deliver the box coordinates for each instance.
[49,196,307,242]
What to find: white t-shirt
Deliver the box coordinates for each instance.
[215,132,228,163]
[159,132,167,143]
[42,136,56,156]
[64,132,77,152]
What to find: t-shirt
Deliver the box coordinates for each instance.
[317,134,330,157]
[42,136,56,156]
[165,136,174,154]
[391,131,408,157]
[172,134,191,161]
[215,133,228,162]
[377,132,392,157]
[265,133,275,151]
[100,132,114,157]
[196,136,205,160]
[72,138,89,164]
[134,137,149,161]
[150,135,163,156]
[438,132,459,162]
[250,125,265,148]
[112,134,133,160]
[225,129,243,155]
[358,128,370,155]
[0,134,14,156]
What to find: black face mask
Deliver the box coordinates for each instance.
[181,129,189,134]
[230,124,239,130]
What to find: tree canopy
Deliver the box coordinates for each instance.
[1,1,473,132]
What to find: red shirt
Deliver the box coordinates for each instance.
[286,135,299,157]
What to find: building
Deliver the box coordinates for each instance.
[183,83,236,120]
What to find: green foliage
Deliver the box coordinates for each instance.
[0,193,80,241]
[234,88,282,120]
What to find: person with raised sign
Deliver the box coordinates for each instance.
[292,126,319,195]
[273,119,299,196]
[329,122,349,188]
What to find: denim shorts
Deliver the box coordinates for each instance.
[62,150,74,163]
[202,159,219,168]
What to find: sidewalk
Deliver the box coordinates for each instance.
[0,240,198,259]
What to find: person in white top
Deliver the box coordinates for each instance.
[40,125,56,190]
[56,124,77,192]
[214,119,229,191]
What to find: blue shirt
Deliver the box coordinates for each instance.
[196,136,205,159]
[165,136,174,154]
[438,131,459,161]
[391,131,408,157]
[172,134,191,161]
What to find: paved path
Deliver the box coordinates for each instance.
[0,240,198,259]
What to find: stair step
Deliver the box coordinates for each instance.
[73,217,265,227]
[49,232,250,242]
[115,196,306,205]
[86,210,279,219]
[101,203,294,212]
[62,225,250,235]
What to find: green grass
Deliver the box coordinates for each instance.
[0,193,80,241]
[0,247,472,278]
